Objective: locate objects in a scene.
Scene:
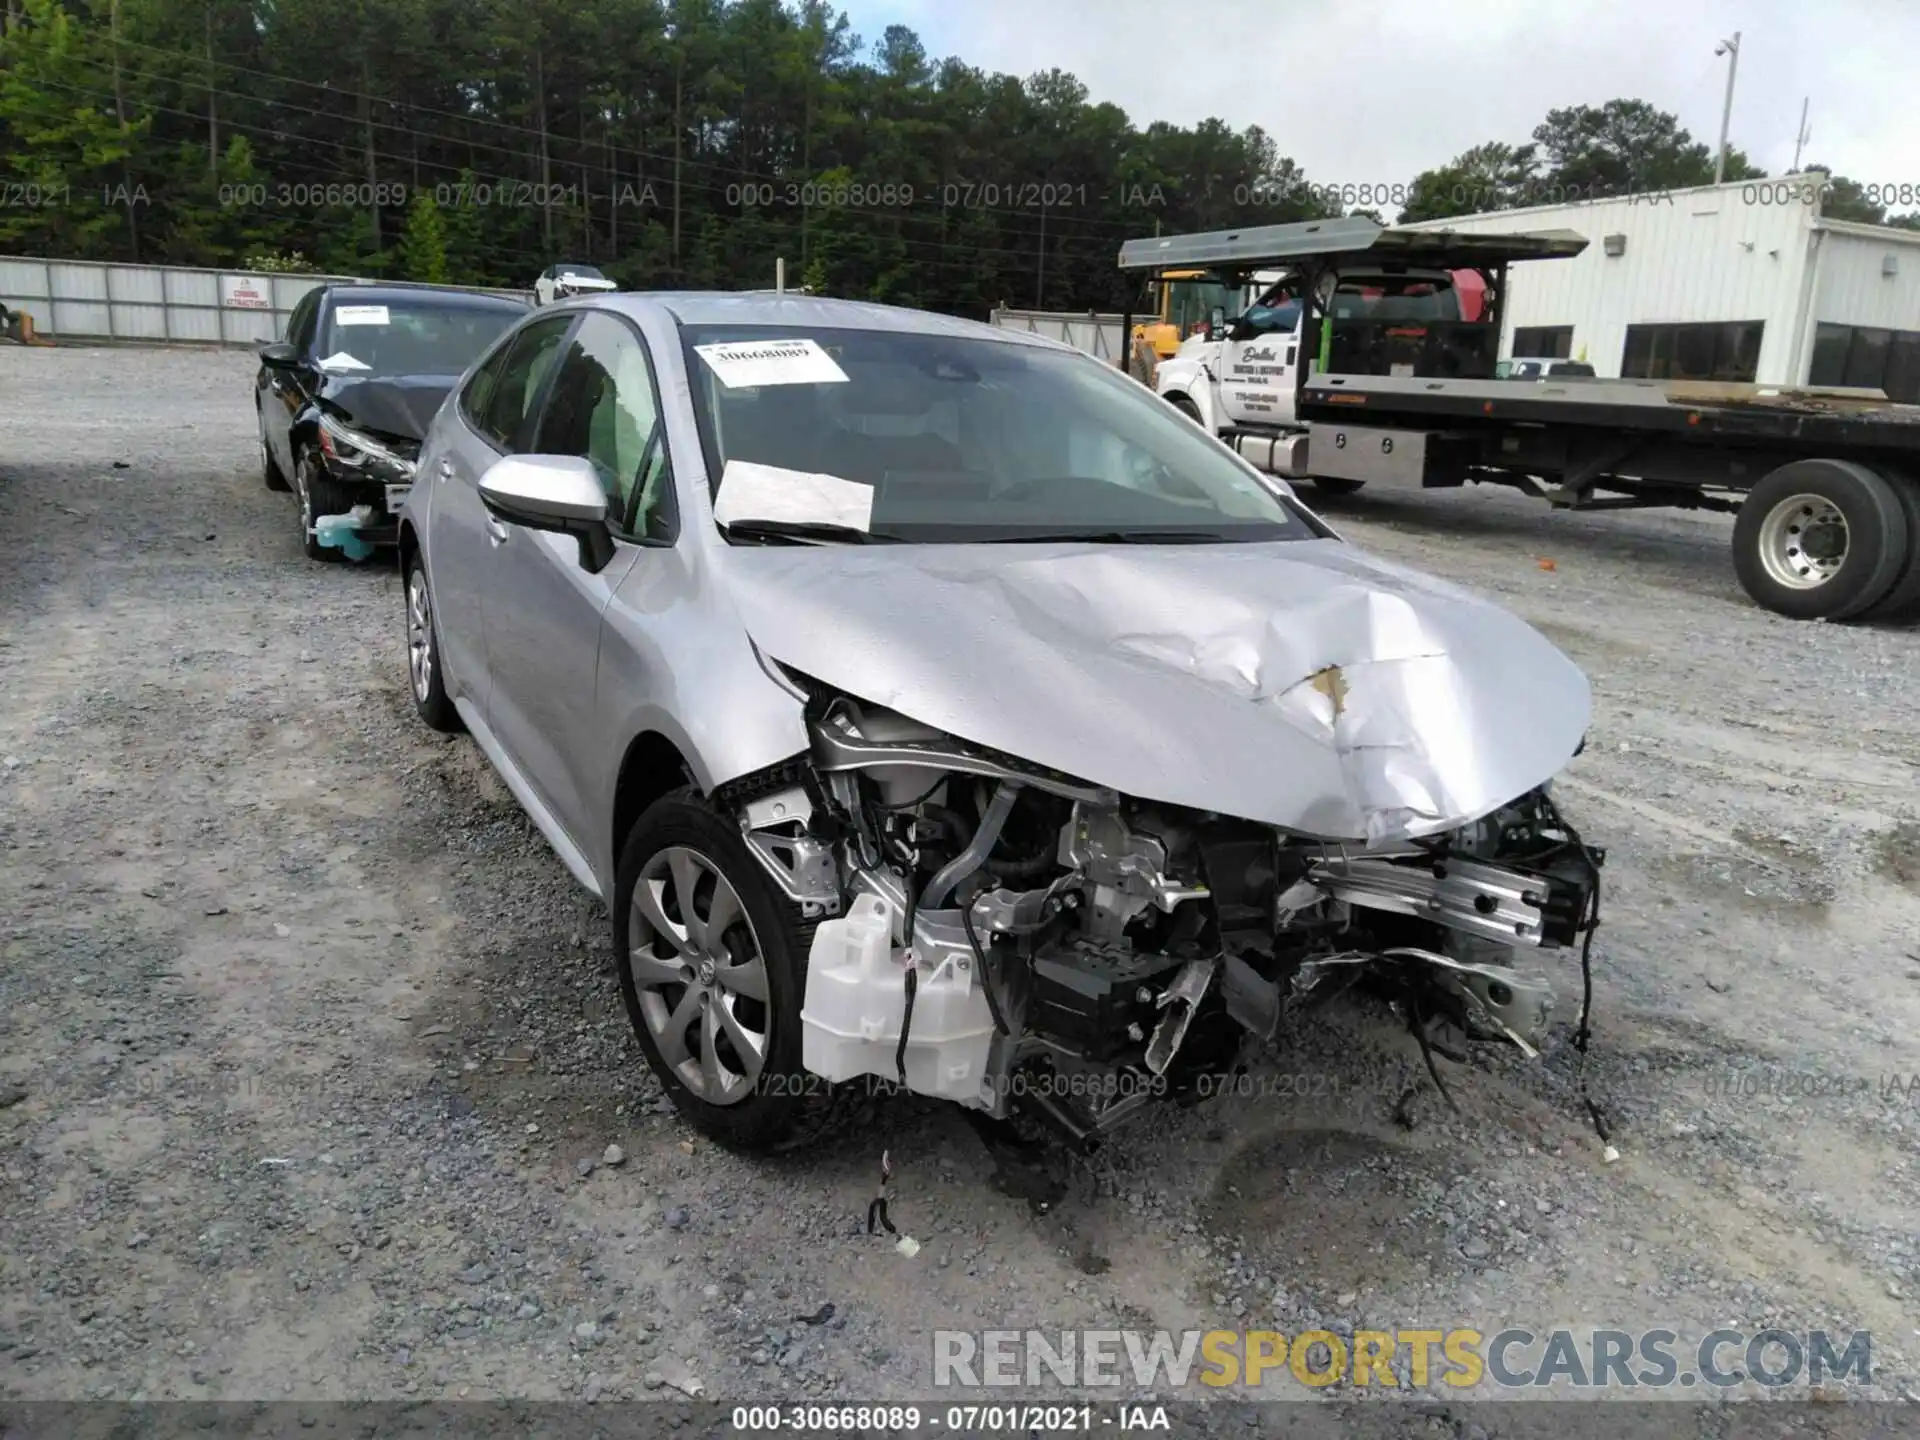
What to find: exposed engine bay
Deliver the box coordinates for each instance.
[727,688,1604,1145]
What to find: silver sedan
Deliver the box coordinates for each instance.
[398,292,1602,1153]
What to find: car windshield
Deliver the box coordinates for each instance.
[559,265,607,281]
[679,324,1323,544]
[317,297,524,378]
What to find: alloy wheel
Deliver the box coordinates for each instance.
[628,845,772,1106]
[407,569,434,703]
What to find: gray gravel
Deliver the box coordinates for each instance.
[1,344,1918,1413]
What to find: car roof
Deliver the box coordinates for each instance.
[319,284,528,312]
[601,291,1056,349]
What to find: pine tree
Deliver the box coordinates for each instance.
[401,191,449,283]
[0,0,150,258]
[439,170,489,285]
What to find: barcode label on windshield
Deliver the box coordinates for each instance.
[334,305,390,326]
[694,337,849,389]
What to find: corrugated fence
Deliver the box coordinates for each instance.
[987,305,1128,361]
[0,255,532,345]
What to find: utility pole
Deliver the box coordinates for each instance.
[1791,97,1810,173]
[109,0,140,259]
[1713,31,1742,185]
[672,40,684,271]
[204,3,218,182]
[1034,198,1046,307]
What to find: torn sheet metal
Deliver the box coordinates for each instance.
[715,539,1590,843]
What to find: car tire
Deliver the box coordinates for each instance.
[612,789,852,1155]
[1168,394,1205,428]
[1303,475,1367,496]
[1732,458,1910,620]
[294,452,349,563]
[1857,466,1920,624]
[404,552,462,733]
[260,407,290,493]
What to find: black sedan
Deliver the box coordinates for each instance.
[256,284,529,561]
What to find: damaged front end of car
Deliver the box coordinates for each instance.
[723,682,1604,1147]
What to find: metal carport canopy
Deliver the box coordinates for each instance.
[1116,216,1590,272]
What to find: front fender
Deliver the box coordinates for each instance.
[289,403,323,465]
[1154,355,1218,434]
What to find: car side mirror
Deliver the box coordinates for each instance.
[259,341,300,369]
[477,454,616,573]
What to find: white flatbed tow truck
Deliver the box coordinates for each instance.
[1104,216,1920,623]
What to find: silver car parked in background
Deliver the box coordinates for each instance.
[398,293,1605,1154]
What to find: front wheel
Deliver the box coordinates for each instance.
[612,791,846,1153]
[294,454,352,563]
[1732,459,1910,620]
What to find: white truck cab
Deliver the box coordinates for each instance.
[1154,267,1479,449]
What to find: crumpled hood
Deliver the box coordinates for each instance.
[717,538,1590,843]
[318,374,454,445]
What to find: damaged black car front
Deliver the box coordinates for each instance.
[256,285,528,561]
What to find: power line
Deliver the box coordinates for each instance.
[24,69,1113,275]
[103,31,1159,240]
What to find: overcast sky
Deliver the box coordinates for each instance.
[841,0,1918,192]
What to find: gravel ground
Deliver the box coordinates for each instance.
[2,344,1919,1424]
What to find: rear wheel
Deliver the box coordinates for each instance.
[612,791,847,1154]
[1732,459,1909,620]
[404,552,461,733]
[1858,467,1920,624]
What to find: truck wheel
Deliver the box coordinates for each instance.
[1732,459,1909,620]
[1168,394,1205,428]
[1858,467,1920,624]
[1304,476,1367,496]
[612,791,851,1154]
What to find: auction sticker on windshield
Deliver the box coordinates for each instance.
[334,305,391,326]
[713,459,872,531]
[694,337,849,389]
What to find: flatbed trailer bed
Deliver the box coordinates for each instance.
[1284,374,1920,622]
[1302,373,1920,448]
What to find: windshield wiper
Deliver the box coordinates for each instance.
[986,528,1249,545]
[721,518,887,545]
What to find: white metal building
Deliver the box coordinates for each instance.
[1399,175,1920,402]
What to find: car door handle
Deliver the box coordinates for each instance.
[485,517,511,545]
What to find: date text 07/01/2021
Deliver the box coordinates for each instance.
[751,1068,1347,1104]
[729,1403,1171,1434]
